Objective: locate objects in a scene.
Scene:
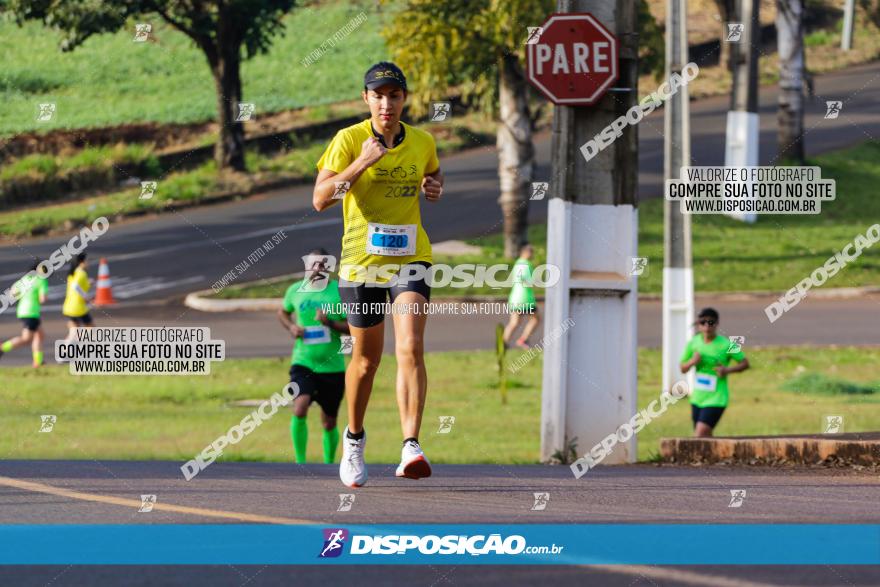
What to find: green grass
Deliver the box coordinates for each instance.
[0,131,333,238]
[781,373,878,396]
[0,144,162,206]
[0,111,501,239]
[473,141,880,295]
[637,141,880,294]
[0,162,222,238]
[0,144,158,180]
[805,29,834,48]
[246,140,328,176]
[1,346,878,464]
[0,0,389,136]
[210,141,880,298]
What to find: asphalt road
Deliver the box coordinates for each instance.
[1,62,880,306]
[1,291,877,366]
[3,565,880,587]
[3,58,880,587]
[3,460,878,524]
[0,460,878,585]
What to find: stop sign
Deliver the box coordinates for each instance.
[527,13,619,105]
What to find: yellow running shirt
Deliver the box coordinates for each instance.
[63,267,90,317]
[317,119,439,283]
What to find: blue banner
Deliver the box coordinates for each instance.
[1,524,877,565]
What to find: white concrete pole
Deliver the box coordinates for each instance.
[841,0,855,51]
[540,0,639,466]
[724,0,760,223]
[662,0,695,398]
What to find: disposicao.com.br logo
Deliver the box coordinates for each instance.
[319,528,349,558]
[317,529,564,558]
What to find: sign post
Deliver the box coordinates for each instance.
[529,3,639,466]
[526,13,619,106]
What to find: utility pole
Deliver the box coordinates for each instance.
[841,0,855,51]
[662,0,694,398]
[541,0,639,466]
[723,0,760,223]
[777,0,805,163]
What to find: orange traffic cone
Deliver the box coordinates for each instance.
[94,258,116,306]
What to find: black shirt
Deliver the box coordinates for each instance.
[371,122,406,148]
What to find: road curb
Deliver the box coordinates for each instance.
[183,288,548,313]
[661,432,880,467]
[184,282,880,313]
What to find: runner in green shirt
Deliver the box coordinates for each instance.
[679,307,750,437]
[0,261,49,367]
[277,248,349,464]
[503,244,541,349]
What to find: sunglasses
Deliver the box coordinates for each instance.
[698,319,716,326]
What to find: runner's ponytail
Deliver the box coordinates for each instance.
[69,252,87,276]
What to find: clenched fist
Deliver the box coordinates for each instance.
[358,137,387,167]
[422,175,443,202]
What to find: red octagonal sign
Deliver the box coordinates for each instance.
[527,13,619,105]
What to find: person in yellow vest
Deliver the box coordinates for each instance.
[63,252,94,341]
[0,261,49,367]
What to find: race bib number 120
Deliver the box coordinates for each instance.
[366,223,416,256]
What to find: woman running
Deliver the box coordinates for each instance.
[63,252,94,341]
[312,61,443,488]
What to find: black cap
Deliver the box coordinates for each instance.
[364,62,407,92]
[697,307,719,321]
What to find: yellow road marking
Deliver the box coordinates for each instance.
[0,475,830,581]
[0,476,316,525]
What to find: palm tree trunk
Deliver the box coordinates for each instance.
[497,53,535,259]
[776,0,806,163]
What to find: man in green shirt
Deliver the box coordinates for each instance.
[277,248,349,463]
[0,261,49,368]
[503,244,540,349]
[679,307,750,437]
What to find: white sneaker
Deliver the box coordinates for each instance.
[340,427,368,488]
[396,440,432,479]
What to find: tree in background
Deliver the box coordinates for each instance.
[858,0,880,27]
[381,0,552,258]
[776,0,805,163]
[383,0,663,258]
[5,0,297,172]
[639,0,666,79]
[713,0,736,71]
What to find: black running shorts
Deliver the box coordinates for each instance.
[338,261,432,328]
[691,404,726,429]
[20,318,41,331]
[289,364,346,418]
[64,313,93,326]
